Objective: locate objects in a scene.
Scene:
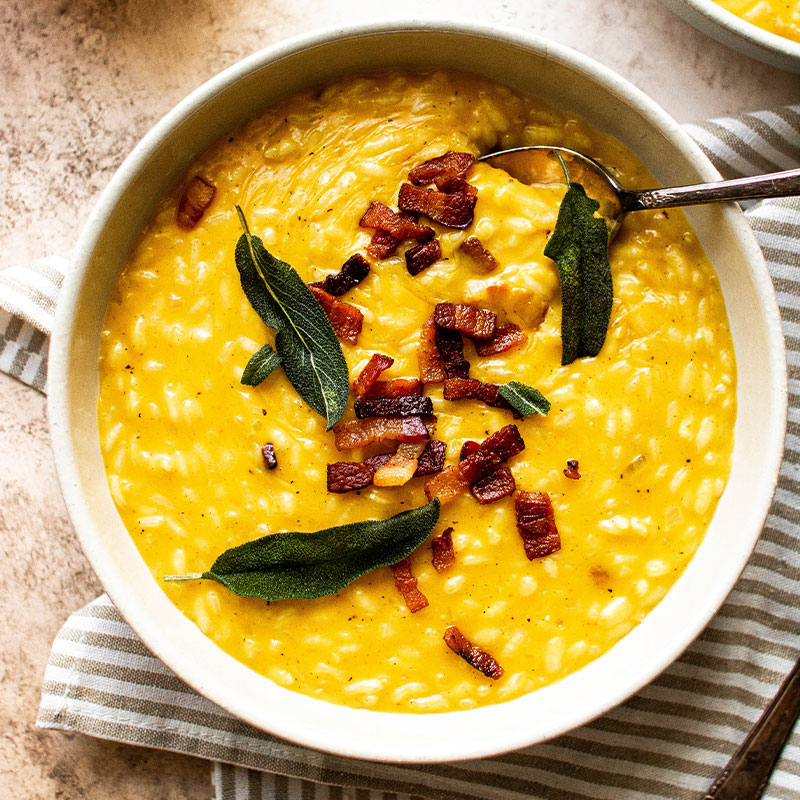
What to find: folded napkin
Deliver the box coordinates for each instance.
[2,109,796,800]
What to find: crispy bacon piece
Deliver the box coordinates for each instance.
[353,353,395,397]
[364,377,422,399]
[414,439,446,476]
[515,491,561,560]
[564,459,581,480]
[458,236,497,272]
[176,176,215,229]
[373,441,428,487]
[360,201,435,241]
[431,527,455,573]
[391,558,428,613]
[425,424,525,504]
[354,395,433,419]
[333,416,430,451]
[459,440,480,462]
[405,239,442,276]
[443,625,503,679]
[443,378,513,412]
[475,323,528,357]
[419,319,446,383]
[261,443,278,470]
[310,253,370,296]
[398,183,477,229]
[436,177,478,197]
[326,453,393,493]
[470,467,516,504]
[367,229,401,260]
[434,302,497,341]
[308,285,363,345]
[408,151,475,186]
[435,325,470,379]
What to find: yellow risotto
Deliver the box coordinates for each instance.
[98,71,736,713]
[713,0,800,42]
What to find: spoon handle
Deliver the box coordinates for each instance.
[622,168,800,212]
[702,655,800,800]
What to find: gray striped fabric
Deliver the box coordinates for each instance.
[11,109,799,800]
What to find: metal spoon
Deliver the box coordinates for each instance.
[479,145,800,224]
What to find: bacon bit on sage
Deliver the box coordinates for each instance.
[176,175,215,229]
[261,443,278,470]
[391,558,429,613]
[515,491,561,560]
[353,394,434,419]
[308,285,363,345]
[310,253,370,296]
[443,625,504,679]
[419,319,446,383]
[435,325,470,379]
[564,459,581,480]
[398,183,477,229]
[364,377,422,399]
[373,441,428,487]
[431,526,456,573]
[408,151,475,186]
[475,323,527,356]
[333,416,431,451]
[470,466,516,504]
[405,239,442,276]
[434,302,497,341]
[353,353,395,397]
[458,236,497,272]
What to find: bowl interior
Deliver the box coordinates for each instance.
[49,22,787,762]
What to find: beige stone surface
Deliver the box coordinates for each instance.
[1,0,798,797]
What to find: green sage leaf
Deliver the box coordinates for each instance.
[241,343,281,387]
[234,207,349,428]
[498,381,550,417]
[165,499,441,601]
[543,182,613,365]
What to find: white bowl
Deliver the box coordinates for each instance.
[48,20,787,763]
[660,0,800,72]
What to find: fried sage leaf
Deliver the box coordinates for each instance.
[241,343,282,387]
[234,207,349,428]
[164,499,441,601]
[543,182,612,365]
[497,381,551,417]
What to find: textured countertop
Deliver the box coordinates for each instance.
[2,1,798,797]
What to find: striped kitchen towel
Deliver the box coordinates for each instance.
[3,108,796,800]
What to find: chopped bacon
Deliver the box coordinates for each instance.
[515,491,561,560]
[373,441,427,487]
[176,176,215,229]
[327,453,393,493]
[398,183,477,229]
[367,229,401,260]
[354,394,433,419]
[414,439,446,476]
[425,424,525,504]
[261,443,278,470]
[475,323,528,357]
[564,459,581,480]
[470,467,516,504]
[308,285,363,345]
[353,353,395,397]
[405,239,442,276]
[333,416,430,451]
[458,236,497,272]
[443,625,504,679]
[443,378,514,412]
[435,325,470,379]
[364,378,422,399]
[436,177,478,197]
[360,201,434,241]
[419,319,446,383]
[434,302,497,341]
[431,527,455,573]
[310,254,370,296]
[391,558,428,613]
[408,151,475,186]
[459,440,480,461]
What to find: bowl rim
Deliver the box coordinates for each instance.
[662,0,800,65]
[47,18,788,763]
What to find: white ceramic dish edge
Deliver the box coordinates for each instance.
[48,19,788,763]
